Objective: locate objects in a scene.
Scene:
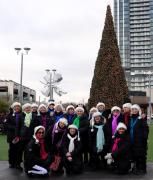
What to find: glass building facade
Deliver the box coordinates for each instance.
[114,0,153,91]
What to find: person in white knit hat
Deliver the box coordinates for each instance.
[62,124,83,175]
[6,102,22,170]
[88,112,108,171]
[64,105,76,125]
[31,103,38,116]
[96,102,110,119]
[24,126,51,177]
[129,104,149,175]
[88,107,98,121]
[73,106,89,165]
[105,122,130,174]
[122,103,132,127]
[46,117,68,175]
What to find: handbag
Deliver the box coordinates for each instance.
[50,154,61,171]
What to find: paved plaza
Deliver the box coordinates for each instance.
[0,161,153,180]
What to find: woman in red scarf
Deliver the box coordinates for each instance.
[24,126,52,177]
[105,123,130,174]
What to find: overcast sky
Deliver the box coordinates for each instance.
[0,0,113,103]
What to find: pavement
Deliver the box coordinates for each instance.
[0,161,153,180]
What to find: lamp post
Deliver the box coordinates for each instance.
[15,47,31,104]
[45,69,56,101]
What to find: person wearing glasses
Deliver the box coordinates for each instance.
[24,126,51,177]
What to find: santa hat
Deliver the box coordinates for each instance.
[96,102,105,108]
[111,106,121,113]
[75,107,84,113]
[31,103,38,108]
[116,122,127,131]
[38,104,47,112]
[66,105,75,112]
[12,102,21,108]
[92,112,102,118]
[123,103,132,109]
[22,103,32,111]
[131,104,142,116]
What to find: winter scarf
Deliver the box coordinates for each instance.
[24,112,32,127]
[130,116,138,144]
[124,112,130,126]
[67,114,75,124]
[73,116,80,128]
[94,125,105,153]
[40,139,48,160]
[67,134,77,153]
[41,115,47,128]
[55,113,64,123]
[112,137,121,153]
[112,114,120,135]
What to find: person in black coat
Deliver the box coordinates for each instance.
[32,104,55,133]
[6,102,22,169]
[89,112,109,171]
[63,105,76,125]
[96,102,111,120]
[62,124,83,175]
[31,103,38,117]
[129,104,149,175]
[73,106,89,165]
[45,118,68,175]
[24,126,51,177]
[105,122,131,174]
[105,106,123,151]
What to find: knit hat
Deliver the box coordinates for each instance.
[123,103,132,109]
[75,107,84,113]
[48,101,55,106]
[12,102,21,108]
[66,105,75,113]
[89,107,98,114]
[111,106,121,113]
[54,104,63,112]
[68,124,80,141]
[68,124,78,130]
[31,103,38,108]
[38,104,47,112]
[92,112,102,118]
[131,104,142,116]
[22,103,32,110]
[96,102,105,108]
[59,117,68,126]
[33,126,45,143]
[34,125,45,135]
[116,122,127,131]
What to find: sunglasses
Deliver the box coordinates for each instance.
[37,131,44,134]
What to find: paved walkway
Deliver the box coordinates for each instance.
[0,161,153,180]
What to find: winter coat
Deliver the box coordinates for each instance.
[111,131,131,174]
[62,134,83,173]
[105,113,123,150]
[73,115,89,153]
[31,113,55,133]
[88,124,109,155]
[6,112,22,143]
[128,115,149,157]
[53,112,64,123]
[63,113,76,125]
[24,137,51,172]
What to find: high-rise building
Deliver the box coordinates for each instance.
[114,0,153,91]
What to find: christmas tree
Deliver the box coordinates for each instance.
[88,5,129,110]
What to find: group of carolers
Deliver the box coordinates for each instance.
[5,101,149,177]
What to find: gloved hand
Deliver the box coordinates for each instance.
[104,153,112,160]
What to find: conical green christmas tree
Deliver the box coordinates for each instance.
[88,5,129,110]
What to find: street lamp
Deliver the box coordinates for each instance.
[45,69,56,101]
[15,47,31,104]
